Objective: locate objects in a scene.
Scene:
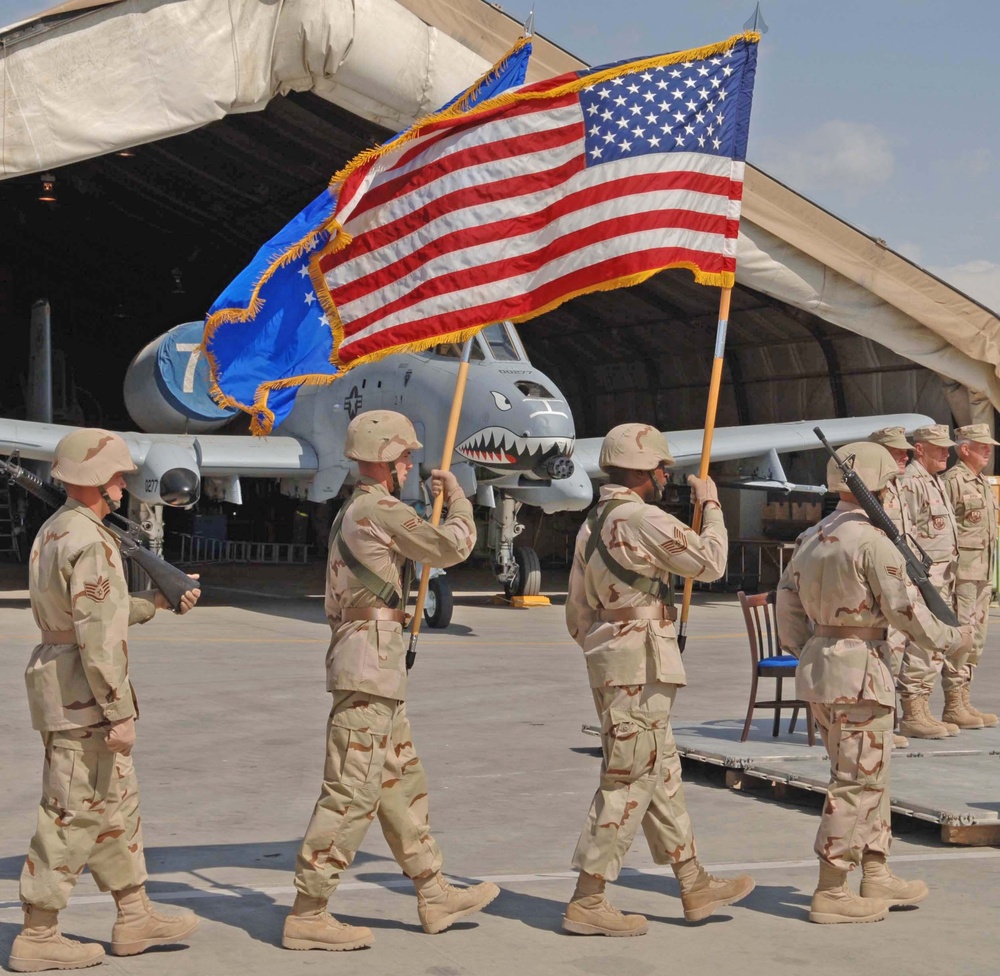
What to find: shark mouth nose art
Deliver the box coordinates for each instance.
[457,427,574,468]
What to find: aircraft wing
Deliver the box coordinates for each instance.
[0,419,318,506]
[571,414,935,483]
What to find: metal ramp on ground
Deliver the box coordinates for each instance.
[671,719,1000,845]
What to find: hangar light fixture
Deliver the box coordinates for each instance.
[116,148,135,158]
[38,173,56,203]
[171,267,185,295]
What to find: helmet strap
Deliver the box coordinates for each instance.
[389,462,402,498]
[648,469,665,504]
[99,485,120,513]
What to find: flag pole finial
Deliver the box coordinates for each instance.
[523,7,534,37]
[743,3,768,34]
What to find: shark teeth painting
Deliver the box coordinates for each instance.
[457,427,575,469]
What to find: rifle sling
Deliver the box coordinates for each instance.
[331,490,404,610]
[585,499,674,605]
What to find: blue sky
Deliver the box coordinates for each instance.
[4,0,998,311]
[518,0,1000,311]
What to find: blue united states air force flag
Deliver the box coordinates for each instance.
[204,38,532,435]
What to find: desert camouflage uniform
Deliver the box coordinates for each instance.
[776,502,964,870]
[942,459,998,684]
[896,460,959,697]
[20,500,158,911]
[294,477,475,899]
[879,479,913,679]
[565,485,727,881]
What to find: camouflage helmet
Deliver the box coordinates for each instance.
[344,409,422,462]
[599,423,674,472]
[51,428,137,487]
[826,441,898,494]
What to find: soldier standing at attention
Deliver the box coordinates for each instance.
[283,410,498,952]
[868,426,915,749]
[563,423,754,937]
[941,424,999,728]
[777,442,970,924]
[896,425,962,738]
[10,429,200,974]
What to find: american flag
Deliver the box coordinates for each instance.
[315,31,759,371]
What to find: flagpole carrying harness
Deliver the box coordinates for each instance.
[329,490,412,611]
[585,499,674,607]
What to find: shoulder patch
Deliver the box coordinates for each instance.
[401,517,422,531]
[84,577,111,602]
[885,564,902,578]
[660,526,688,555]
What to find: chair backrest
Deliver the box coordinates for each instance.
[737,590,780,665]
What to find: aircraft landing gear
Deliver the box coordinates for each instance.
[490,492,542,598]
[423,574,454,629]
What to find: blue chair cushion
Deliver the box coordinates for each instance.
[757,655,799,671]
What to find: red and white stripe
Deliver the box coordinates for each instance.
[319,82,744,366]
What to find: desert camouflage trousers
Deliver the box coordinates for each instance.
[898,570,955,698]
[948,578,992,686]
[812,702,893,871]
[294,691,443,899]
[20,726,147,911]
[572,682,695,882]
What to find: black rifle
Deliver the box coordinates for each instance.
[814,427,958,627]
[2,452,201,613]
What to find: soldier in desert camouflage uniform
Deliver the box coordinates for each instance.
[941,423,999,728]
[777,442,970,924]
[283,410,498,952]
[9,429,200,974]
[562,423,754,937]
[896,425,962,738]
[868,426,914,748]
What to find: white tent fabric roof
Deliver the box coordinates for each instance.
[2,0,998,414]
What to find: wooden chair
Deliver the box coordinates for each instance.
[737,590,815,745]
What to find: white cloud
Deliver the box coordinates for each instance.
[754,120,895,201]
[928,260,1000,314]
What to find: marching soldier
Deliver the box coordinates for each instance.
[10,429,200,974]
[283,410,498,952]
[777,442,970,924]
[941,424,999,728]
[868,426,914,748]
[563,423,754,936]
[896,425,961,738]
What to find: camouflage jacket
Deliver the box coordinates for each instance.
[776,502,964,705]
[881,479,910,536]
[565,485,728,688]
[26,501,157,732]
[942,460,998,582]
[325,477,475,699]
[897,459,958,566]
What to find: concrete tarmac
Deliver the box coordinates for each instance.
[2,564,999,975]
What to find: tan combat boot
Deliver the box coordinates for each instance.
[808,861,888,924]
[859,853,928,907]
[673,857,755,922]
[109,885,199,956]
[942,689,985,730]
[898,695,950,739]
[8,904,105,972]
[412,872,500,934]
[892,733,909,748]
[962,685,998,727]
[281,893,373,951]
[561,871,648,937]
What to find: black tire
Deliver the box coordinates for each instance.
[424,576,454,628]
[509,546,541,597]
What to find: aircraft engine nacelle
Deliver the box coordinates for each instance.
[124,321,238,434]
[124,441,202,508]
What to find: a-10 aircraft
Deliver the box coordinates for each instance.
[0,318,931,600]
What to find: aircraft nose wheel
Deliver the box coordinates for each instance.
[423,576,454,628]
[504,546,542,599]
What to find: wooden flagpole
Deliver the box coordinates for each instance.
[676,286,732,652]
[406,337,474,670]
